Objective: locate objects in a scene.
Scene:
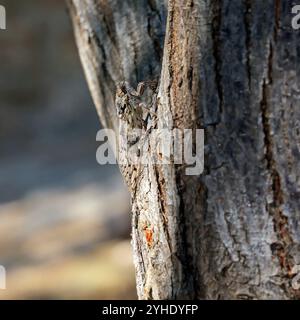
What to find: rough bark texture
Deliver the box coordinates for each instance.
[67,0,300,299]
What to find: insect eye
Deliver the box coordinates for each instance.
[117,104,125,116]
[119,82,127,94]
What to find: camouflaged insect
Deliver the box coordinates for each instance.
[115,80,158,194]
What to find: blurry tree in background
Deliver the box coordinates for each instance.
[0,0,135,299]
[68,0,300,299]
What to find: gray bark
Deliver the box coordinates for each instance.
[67,0,300,299]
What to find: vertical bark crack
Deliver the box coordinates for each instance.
[211,0,223,116]
[274,0,281,41]
[244,0,252,88]
[260,42,294,292]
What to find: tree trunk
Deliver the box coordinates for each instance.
[67,0,300,299]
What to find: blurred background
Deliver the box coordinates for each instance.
[0,0,136,299]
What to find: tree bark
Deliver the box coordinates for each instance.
[67,0,300,299]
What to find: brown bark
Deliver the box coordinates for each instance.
[67,0,300,299]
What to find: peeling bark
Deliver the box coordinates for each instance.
[67,0,300,299]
